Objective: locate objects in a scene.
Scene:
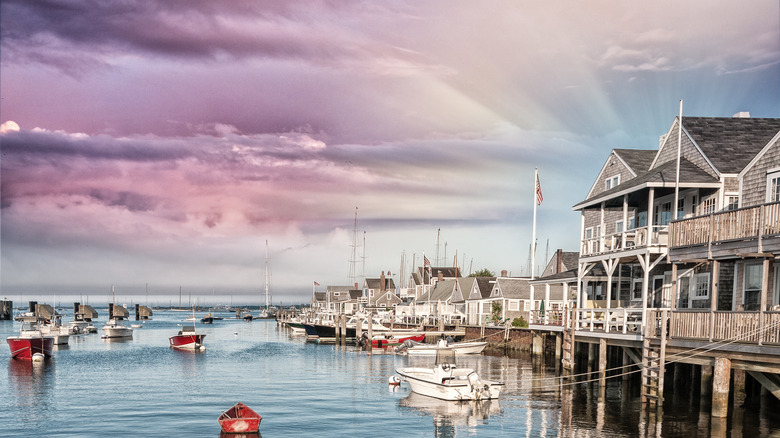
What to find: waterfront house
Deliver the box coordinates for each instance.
[464,276,497,325]
[528,249,579,324]
[484,276,531,324]
[571,114,780,338]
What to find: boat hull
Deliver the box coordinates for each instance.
[7,336,54,360]
[396,365,503,401]
[371,333,425,348]
[101,326,133,338]
[169,334,206,350]
[406,341,488,356]
[218,402,262,433]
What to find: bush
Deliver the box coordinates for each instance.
[511,317,528,328]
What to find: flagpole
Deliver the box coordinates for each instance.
[531,167,538,280]
[674,100,683,221]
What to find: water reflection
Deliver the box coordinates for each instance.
[218,432,261,438]
[171,347,204,378]
[8,358,54,427]
[398,392,500,437]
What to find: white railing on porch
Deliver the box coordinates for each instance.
[581,225,668,256]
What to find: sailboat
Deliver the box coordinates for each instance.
[101,286,133,339]
[258,240,272,319]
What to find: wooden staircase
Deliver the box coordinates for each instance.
[641,309,668,407]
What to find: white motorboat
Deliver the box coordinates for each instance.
[395,351,503,401]
[40,314,72,345]
[101,318,133,338]
[400,338,488,356]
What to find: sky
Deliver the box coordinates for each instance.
[1,1,779,305]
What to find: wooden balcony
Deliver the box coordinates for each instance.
[669,202,780,260]
[580,226,668,258]
[654,309,780,346]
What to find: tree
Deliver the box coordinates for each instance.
[469,268,495,277]
[490,301,503,324]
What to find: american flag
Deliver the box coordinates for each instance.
[313,281,320,286]
[535,173,543,206]
[423,255,430,267]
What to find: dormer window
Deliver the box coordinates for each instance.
[605,175,620,190]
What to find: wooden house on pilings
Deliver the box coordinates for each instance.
[529,113,780,419]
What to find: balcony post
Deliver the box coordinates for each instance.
[710,260,719,342]
[758,204,765,253]
[759,258,769,345]
[647,188,655,246]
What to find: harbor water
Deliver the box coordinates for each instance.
[2,311,779,437]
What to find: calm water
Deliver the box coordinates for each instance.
[2,311,779,437]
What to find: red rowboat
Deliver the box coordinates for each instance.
[218,402,262,433]
[7,316,54,360]
[371,333,425,348]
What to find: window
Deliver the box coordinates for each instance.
[693,273,710,300]
[605,175,619,190]
[677,198,685,220]
[767,170,780,203]
[632,278,643,301]
[616,219,624,233]
[703,197,716,214]
[691,195,698,215]
[656,201,672,225]
[523,300,529,311]
[725,195,739,211]
[637,212,647,227]
[743,263,763,311]
[585,227,593,239]
[508,300,519,311]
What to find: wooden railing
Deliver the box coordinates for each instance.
[669,202,780,247]
[581,226,668,256]
[662,310,780,345]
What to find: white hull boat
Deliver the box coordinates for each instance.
[101,319,133,338]
[396,359,502,401]
[403,340,488,356]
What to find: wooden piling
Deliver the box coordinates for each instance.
[700,365,713,399]
[712,357,731,418]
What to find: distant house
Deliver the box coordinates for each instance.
[464,276,497,325]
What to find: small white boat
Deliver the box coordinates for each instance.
[102,318,133,338]
[395,351,503,401]
[401,339,488,356]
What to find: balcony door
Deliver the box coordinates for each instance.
[652,272,672,308]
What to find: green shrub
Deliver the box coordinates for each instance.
[511,317,528,328]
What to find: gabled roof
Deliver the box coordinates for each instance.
[453,277,476,304]
[681,117,780,174]
[475,277,495,299]
[372,290,402,307]
[492,277,531,300]
[364,277,396,291]
[614,148,657,174]
[420,279,457,303]
[574,158,720,210]
[431,267,461,278]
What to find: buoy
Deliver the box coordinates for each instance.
[32,353,45,362]
[388,375,401,386]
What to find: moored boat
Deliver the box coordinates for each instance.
[360,333,426,348]
[7,316,55,360]
[218,402,262,433]
[400,339,488,356]
[102,318,133,338]
[169,325,206,351]
[395,351,503,401]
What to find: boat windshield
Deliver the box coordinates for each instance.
[434,350,456,366]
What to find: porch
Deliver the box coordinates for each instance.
[669,201,780,259]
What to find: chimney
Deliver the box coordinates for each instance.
[380,271,386,291]
[354,282,359,290]
[501,270,508,277]
[557,249,563,274]
[437,272,444,282]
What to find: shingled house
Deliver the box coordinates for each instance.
[572,114,780,337]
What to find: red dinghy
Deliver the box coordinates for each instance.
[218,403,262,433]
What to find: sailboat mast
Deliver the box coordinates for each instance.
[264,240,270,310]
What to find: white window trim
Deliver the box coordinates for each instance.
[508,300,519,311]
[631,278,643,301]
[743,262,763,306]
[692,273,710,300]
[767,169,780,203]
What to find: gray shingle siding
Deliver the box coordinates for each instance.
[742,136,780,206]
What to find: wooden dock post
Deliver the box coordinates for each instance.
[532,332,543,356]
[712,357,731,418]
[367,315,373,353]
[555,333,562,360]
[700,365,713,399]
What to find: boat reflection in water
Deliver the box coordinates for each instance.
[398,392,500,437]
[218,433,260,438]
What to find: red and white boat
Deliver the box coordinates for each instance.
[169,324,206,351]
[7,316,54,360]
[218,402,262,433]
[370,333,426,348]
